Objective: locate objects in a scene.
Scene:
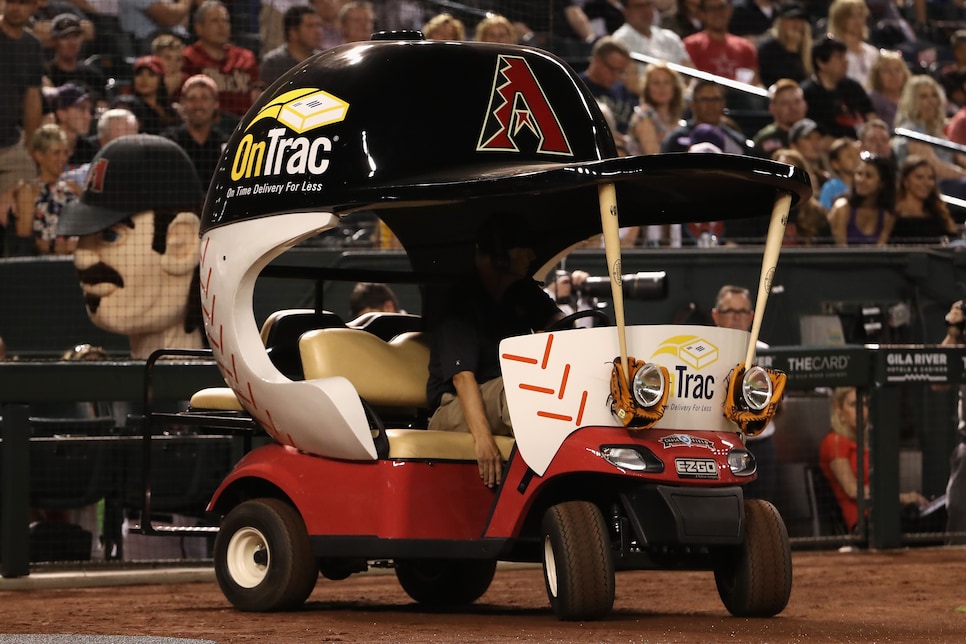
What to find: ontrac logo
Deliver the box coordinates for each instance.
[651,335,719,401]
[230,88,349,181]
[477,55,573,157]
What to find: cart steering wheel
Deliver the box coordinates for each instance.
[546,309,611,331]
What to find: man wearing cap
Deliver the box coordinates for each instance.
[58,134,205,358]
[426,215,566,489]
[161,74,227,184]
[45,14,105,104]
[752,78,808,157]
[0,0,44,249]
[54,83,98,168]
[801,35,876,140]
[788,117,828,187]
[757,3,811,87]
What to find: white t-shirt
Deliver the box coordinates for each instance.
[613,22,691,76]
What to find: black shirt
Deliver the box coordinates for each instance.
[426,273,559,411]
[757,36,807,88]
[0,28,43,147]
[161,124,228,186]
[801,75,874,139]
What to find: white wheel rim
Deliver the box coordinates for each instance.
[227,526,270,589]
[543,535,558,598]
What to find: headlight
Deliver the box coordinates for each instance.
[728,448,757,476]
[741,365,772,411]
[601,446,664,473]
[631,362,666,408]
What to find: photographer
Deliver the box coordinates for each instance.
[941,300,966,544]
[543,269,599,328]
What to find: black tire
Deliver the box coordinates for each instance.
[541,501,615,621]
[713,498,792,617]
[395,559,497,606]
[214,498,318,612]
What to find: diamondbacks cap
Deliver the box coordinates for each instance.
[59,134,204,236]
[789,118,820,143]
[51,13,83,39]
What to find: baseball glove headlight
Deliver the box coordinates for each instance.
[727,448,757,476]
[741,365,772,411]
[631,362,666,408]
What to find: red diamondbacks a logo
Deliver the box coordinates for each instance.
[86,158,109,193]
[477,55,573,157]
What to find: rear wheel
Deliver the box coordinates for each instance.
[542,500,615,621]
[713,498,792,617]
[214,498,318,611]
[395,559,497,606]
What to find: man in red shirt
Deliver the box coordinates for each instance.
[182,0,261,118]
[684,0,761,87]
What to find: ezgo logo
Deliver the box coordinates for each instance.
[651,335,719,401]
[231,88,349,181]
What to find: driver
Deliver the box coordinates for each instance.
[426,214,566,488]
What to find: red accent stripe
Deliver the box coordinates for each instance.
[576,390,588,425]
[201,267,212,296]
[558,364,570,399]
[230,354,239,382]
[537,410,572,421]
[247,382,257,410]
[503,353,538,364]
[520,383,554,394]
[541,334,554,369]
[200,237,210,266]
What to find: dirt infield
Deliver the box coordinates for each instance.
[2,547,965,643]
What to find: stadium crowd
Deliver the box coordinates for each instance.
[3,0,966,254]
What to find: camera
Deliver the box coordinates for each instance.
[578,271,668,301]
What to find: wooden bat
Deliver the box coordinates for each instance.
[745,191,792,370]
[598,182,629,382]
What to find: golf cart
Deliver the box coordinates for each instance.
[187,33,811,620]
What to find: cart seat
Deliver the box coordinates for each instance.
[385,429,514,460]
[190,387,245,411]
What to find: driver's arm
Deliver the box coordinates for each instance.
[452,370,504,488]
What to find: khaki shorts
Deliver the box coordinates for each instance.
[0,136,37,197]
[428,376,513,436]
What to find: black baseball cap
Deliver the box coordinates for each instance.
[59,135,204,236]
[51,13,82,39]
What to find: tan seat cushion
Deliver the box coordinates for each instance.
[386,429,515,460]
[300,329,430,408]
[189,387,244,411]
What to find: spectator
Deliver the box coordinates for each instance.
[348,282,400,318]
[161,74,226,185]
[752,78,808,158]
[828,151,896,246]
[684,0,761,86]
[613,0,692,94]
[339,1,373,44]
[867,50,908,128]
[151,33,185,100]
[800,35,876,140]
[662,80,750,153]
[258,0,305,58]
[756,2,812,88]
[118,0,192,56]
[60,107,139,190]
[29,2,94,50]
[627,62,686,155]
[422,13,464,41]
[182,0,260,119]
[891,155,959,243]
[788,117,827,185]
[578,37,637,137]
[474,14,517,44]
[948,100,966,147]
[712,284,777,503]
[311,0,345,51]
[58,134,205,358]
[663,0,703,40]
[21,123,77,255]
[938,30,966,111]
[44,14,105,103]
[827,0,879,91]
[582,0,626,38]
[858,118,892,158]
[818,137,860,209]
[372,0,424,33]
[261,6,322,86]
[53,83,97,168]
[425,214,565,488]
[131,55,181,134]
[771,147,832,245]
[892,75,966,201]
[729,0,780,41]
[820,387,928,533]
[0,0,44,249]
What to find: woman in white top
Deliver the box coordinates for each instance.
[828,0,879,91]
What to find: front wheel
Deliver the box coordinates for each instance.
[712,498,792,617]
[395,559,497,606]
[542,501,615,621]
[214,498,318,611]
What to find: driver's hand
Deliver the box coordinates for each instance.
[474,433,503,488]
